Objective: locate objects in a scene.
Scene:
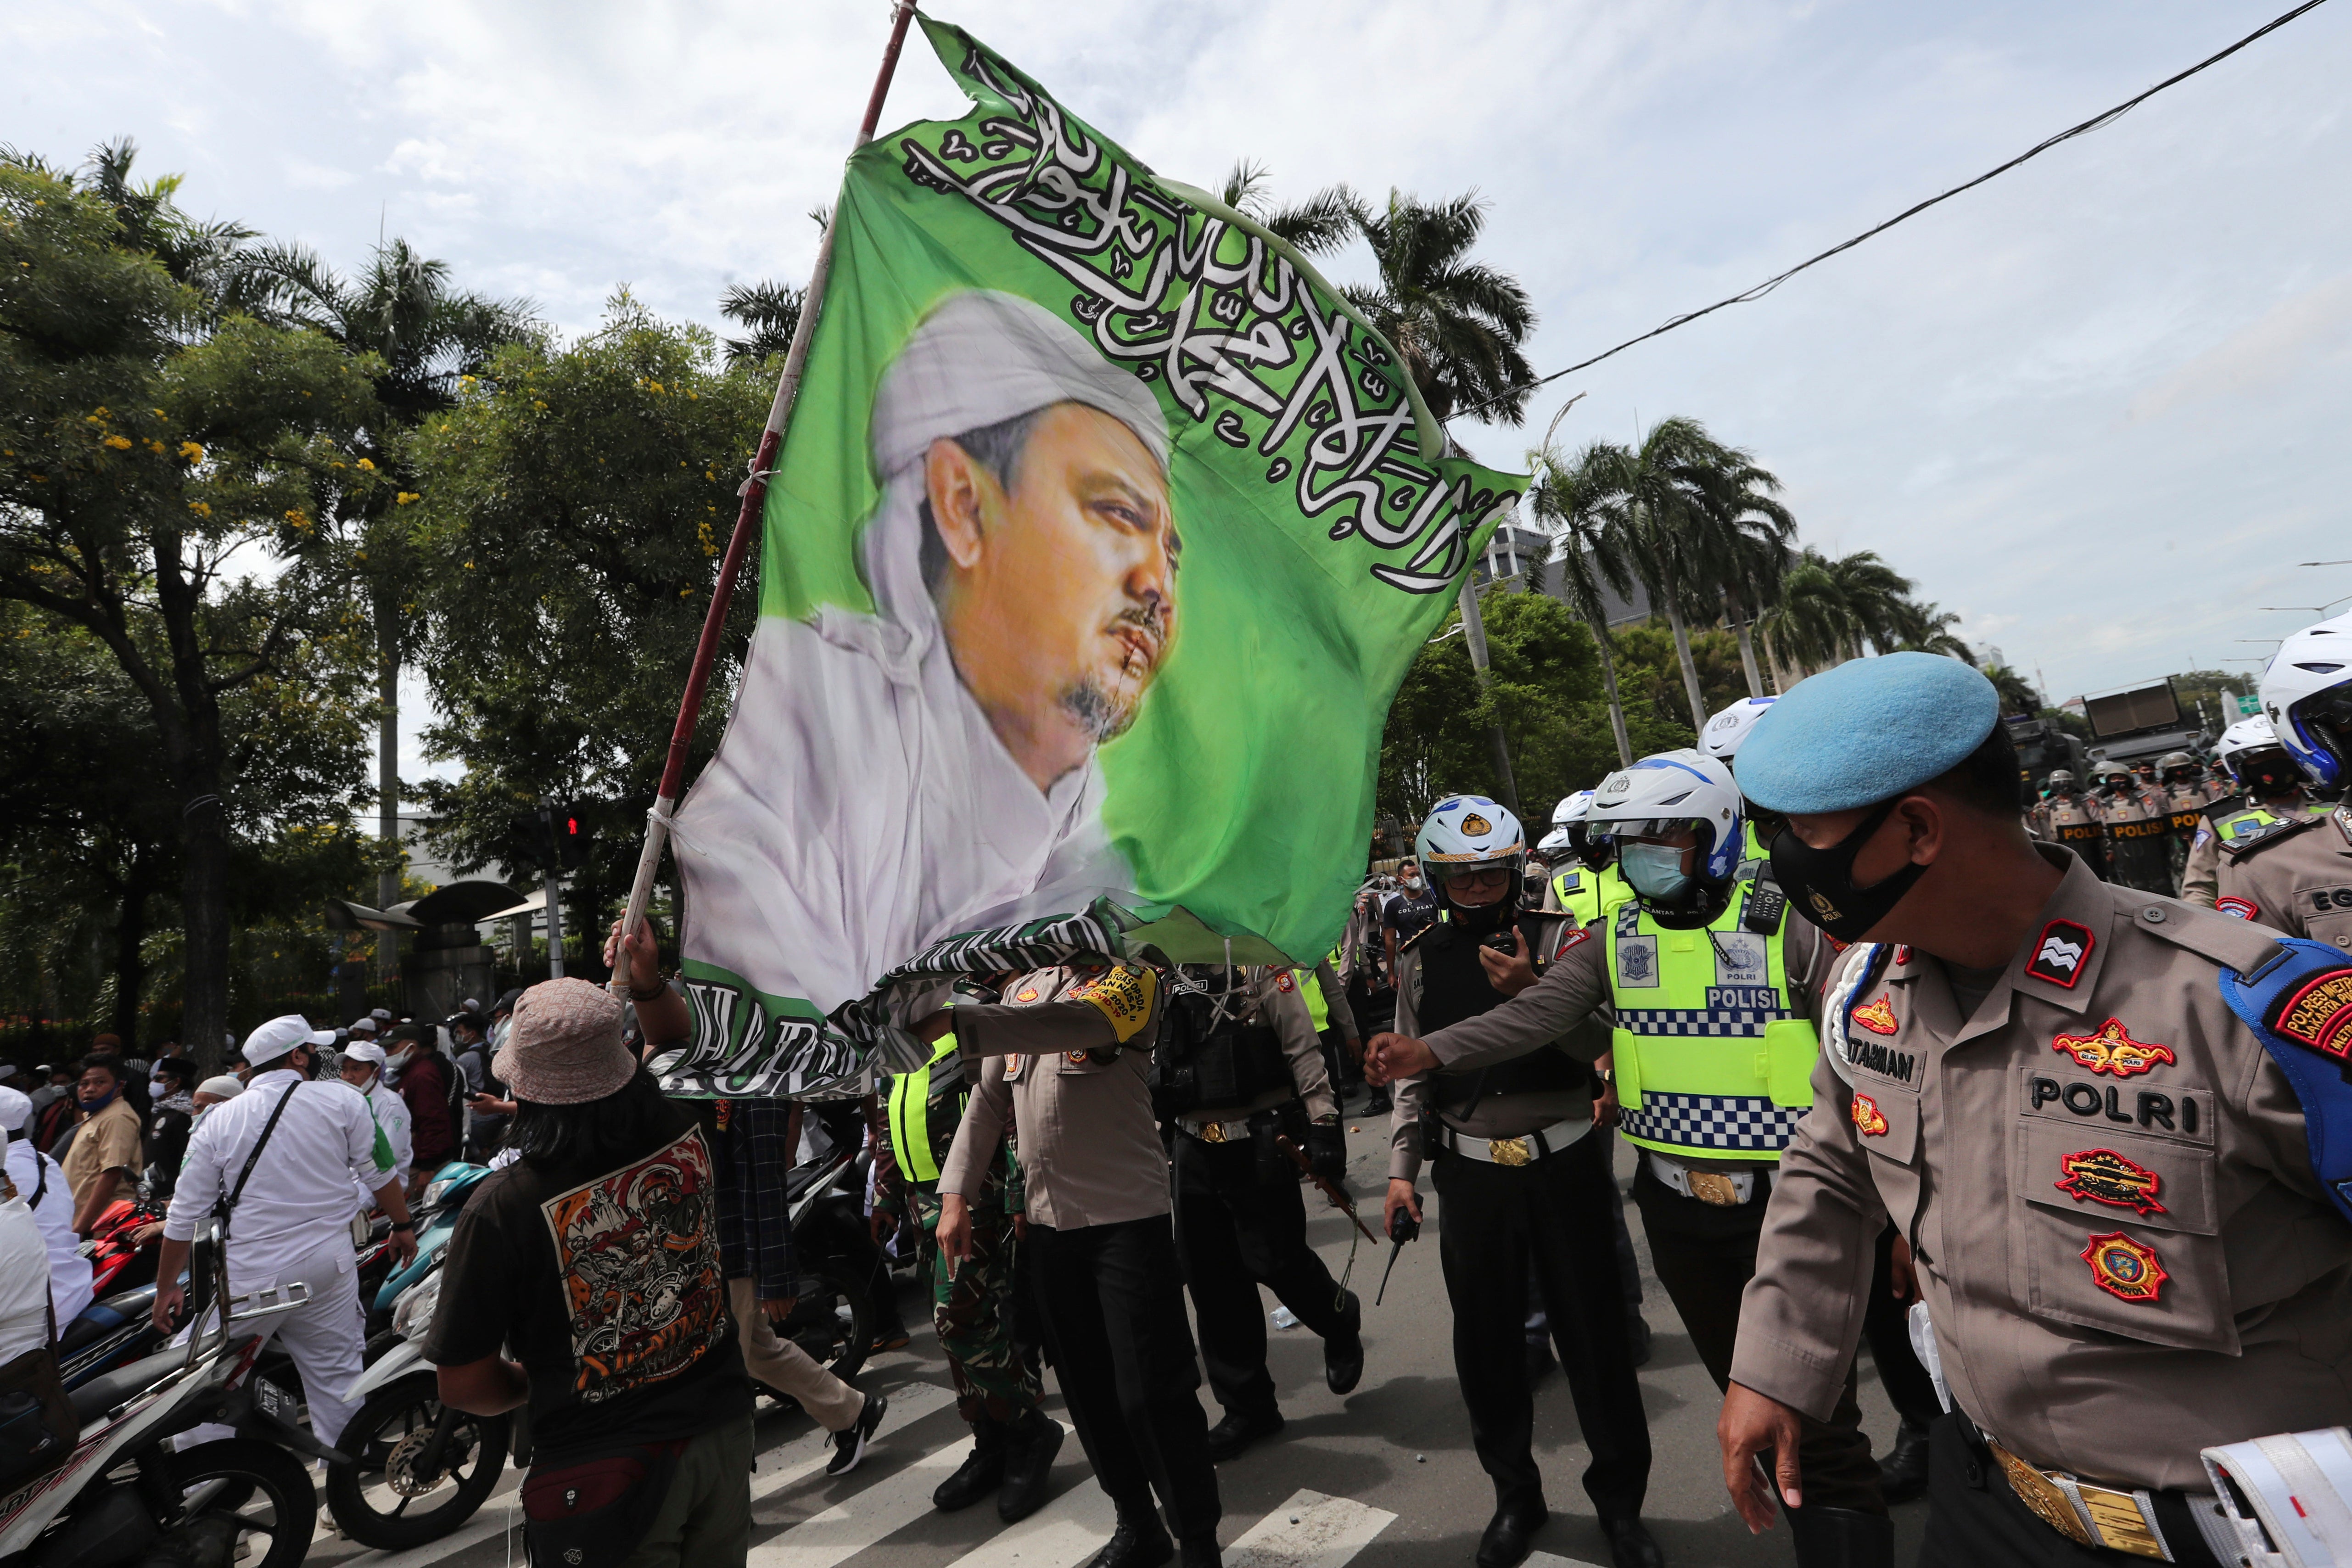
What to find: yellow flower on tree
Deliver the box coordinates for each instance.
[356,457,376,471]
[102,434,133,450]
[395,492,420,506]
[178,441,205,463]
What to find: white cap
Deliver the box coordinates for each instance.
[0,1086,28,1133]
[0,1063,19,1082]
[242,1014,338,1066]
[347,1016,380,1036]
[370,1008,393,1023]
[196,1075,245,1102]
[342,1041,387,1067]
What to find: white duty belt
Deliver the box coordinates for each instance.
[1434,1115,1590,1167]
[1645,1150,1772,1207]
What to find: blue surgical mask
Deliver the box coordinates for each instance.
[1619,842,1693,903]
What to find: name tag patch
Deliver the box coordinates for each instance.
[2028,1076,2201,1134]
[2051,1018,2174,1077]
[1849,1041,1916,1084]
[2055,1148,2167,1215]
[2082,1230,2168,1304]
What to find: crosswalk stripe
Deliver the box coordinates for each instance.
[932,1439,1109,1568]
[1523,1552,1606,1568]
[747,1426,970,1567]
[328,1382,961,1568]
[1224,1489,1395,1568]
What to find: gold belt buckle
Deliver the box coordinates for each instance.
[1198,1121,1225,1144]
[1990,1441,2167,1558]
[1990,1443,2094,1547]
[1688,1171,1742,1207]
[1487,1137,1533,1167]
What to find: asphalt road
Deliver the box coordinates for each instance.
[308,1100,1930,1568]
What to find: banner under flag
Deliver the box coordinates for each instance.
[656,17,1524,1098]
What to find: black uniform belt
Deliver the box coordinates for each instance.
[1177,1103,1294,1145]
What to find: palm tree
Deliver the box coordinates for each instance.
[1527,445,1637,765]
[237,241,536,941]
[1683,442,1796,700]
[718,280,805,369]
[1574,418,1735,728]
[1757,548,1919,681]
[1216,160,1355,255]
[1341,189,1537,425]
[1890,599,1977,664]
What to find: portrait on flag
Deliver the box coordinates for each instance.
[660,17,1524,1098]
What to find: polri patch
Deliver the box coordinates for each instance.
[1555,927,1592,960]
[2081,1231,2167,1304]
[1850,994,1898,1036]
[1276,971,1296,993]
[1015,986,1041,1003]
[2215,896,2259,921]
[1851,1094,1889,1137]
[2027,919,2094,988]
[2272,967,2352,1060]
[2055,1149,2166,1216]
[2051,1018,2176,1078]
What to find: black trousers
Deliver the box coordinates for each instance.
[1433,1135,1652,1519]
[1918,1415,2225,1568]
[1171,1132,1350,1418]
[1028,1215,1221,1540]
[1863,1223,1942,1429]
[1629,1156,1883,1515]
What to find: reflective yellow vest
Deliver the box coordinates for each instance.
[1605,885,1819,1164]
[1297,956,1333,1033]
[886,1030,965,1185]
[1551,863,1631,929]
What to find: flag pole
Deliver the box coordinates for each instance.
[611,0,920,996]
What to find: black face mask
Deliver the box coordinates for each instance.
[1769,799,1929,944]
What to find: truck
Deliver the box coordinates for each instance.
[2079,678,2209,772]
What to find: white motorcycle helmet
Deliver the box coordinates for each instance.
[1701,697,1776,762]
[1589,749,1745,928]
[1551,790,1596,830]
[1536,826,1572,856]
[2262,610,2352,793]
[2215,714,2302,793]
[1414,795,1526,911]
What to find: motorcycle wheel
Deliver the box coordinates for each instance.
[325,1372,510,1551]
[162,1438,318,1568]
[784,1267,872,1386]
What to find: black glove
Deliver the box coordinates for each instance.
[1305,1121,1346,1187]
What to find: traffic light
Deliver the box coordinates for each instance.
[559,808,591,869]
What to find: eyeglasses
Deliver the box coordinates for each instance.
[1439,866,1514,888]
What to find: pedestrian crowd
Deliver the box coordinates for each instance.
[5,612,2349,1568]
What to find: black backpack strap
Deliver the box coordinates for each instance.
[218,1083,300,1241]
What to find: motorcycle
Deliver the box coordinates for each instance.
[773,1139,881,1388]
[0,1234,344,1568]
[365,1162,491,1341]
[79,1198,167,1299]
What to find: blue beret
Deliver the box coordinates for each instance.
[1735,652,2000,814]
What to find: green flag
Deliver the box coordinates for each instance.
[659,17,1523,1098]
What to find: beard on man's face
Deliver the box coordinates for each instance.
[1058,602,1170,743]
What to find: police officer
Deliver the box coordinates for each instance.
[1712,651,2352,1568]
[2215,611,2352,944]
[1542,790,1632,924]
[2028,768,2106,877]
[2181,716,2333,909]
[2151,750,2212,891]
[926,963,1222,1568]
[1297,951,1364,1106]
[1702,697,1781,863]
[1378,796,1662,1568]
[1159,963,1362,1460]
[1368,760,1889,1567]
[2096,764,2174,896]
[873,1009,1060,1523]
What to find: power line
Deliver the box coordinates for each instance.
[1458,0,2334,424]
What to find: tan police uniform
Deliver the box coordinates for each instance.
[2212,801,2352,948]
[2179,793,2332,908]
[2029,792,2106,877]
[939,964,1221,1546]
[1732,848,2352,1562]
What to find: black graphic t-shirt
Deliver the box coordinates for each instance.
[422,1114,749,1459]
[1383,886,1439,944]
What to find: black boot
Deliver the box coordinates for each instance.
[1085,1510,1174,1568]
[1601,1517,1665,1568]
[931,1417,1005,1512]
[1625,1314,1652,1368]
[1876,1418,1931,1505]
[1784,1504,1894,1568]
[1476,1498,1548,1568]
[997,1409,1064,1523]
[1179,1535,1221,1568]
[1523,1337,1556,1383]
[1204,1406,1283,1462]
[1324,1290,1364,1395]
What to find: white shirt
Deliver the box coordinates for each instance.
[164,1070,394,1289]
[676,614,1129,1022]
[0,1184,50,1366]
[6,1134,90,1325]
[357,1080,412,1206]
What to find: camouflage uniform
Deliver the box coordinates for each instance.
[905,1150,1041,1423]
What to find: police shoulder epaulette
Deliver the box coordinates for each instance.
[2132,897,2285,976]
[2224,812,2326,865]
[2199,793,2246,824]
[1398,920,1441,955]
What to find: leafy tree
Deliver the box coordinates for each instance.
[1341,189,1536,425]
[233,235,536,936]
[0,145,384,1063]
[1982,663,2043,718]
[406,293,768,974]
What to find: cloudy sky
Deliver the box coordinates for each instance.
[12,0,2349,776]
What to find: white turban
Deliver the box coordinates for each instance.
[838,291,1171,683]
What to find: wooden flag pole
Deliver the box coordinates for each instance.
[611,0,920,996]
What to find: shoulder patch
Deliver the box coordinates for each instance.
[2225,812,2325,864]
[1275,971,1295,993]
[2025,919,2095,988]
[1066,965,1158,1044]
[2215,896,2259,921]
[1555,926,1593,961]
[2274,967,2352,1060]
